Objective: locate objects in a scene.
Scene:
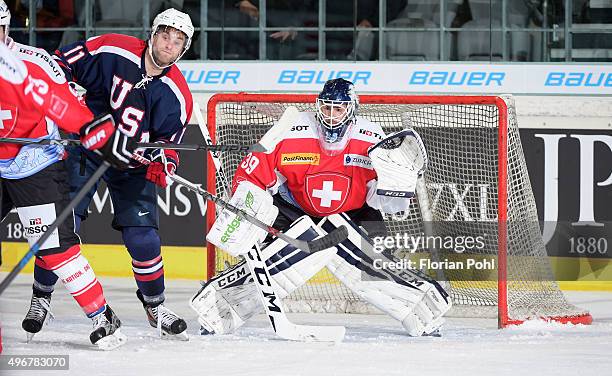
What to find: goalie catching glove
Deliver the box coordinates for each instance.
[79,113,136,169]
[368,128,428,198]
[207,181,279,257]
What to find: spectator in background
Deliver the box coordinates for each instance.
[266,0,314,60]
[9,0,75,52]
[204,0,259,60]
[348,0,407,60]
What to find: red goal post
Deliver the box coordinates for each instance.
[205,93,592,328]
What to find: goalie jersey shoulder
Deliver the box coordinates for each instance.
[351,116,387,144]
[284,111,319,140]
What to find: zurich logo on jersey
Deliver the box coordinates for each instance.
[343,154,372,169]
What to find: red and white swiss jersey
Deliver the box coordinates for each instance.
[0,41,93,160]
[233,111,392,217]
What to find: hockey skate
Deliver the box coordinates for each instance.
[136,290,188,340]
[22,292,54,342]
[90,305,127,350]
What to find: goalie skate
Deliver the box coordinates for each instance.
[137,290,188,340]
[90,305,127,351]
[22,292,54,342]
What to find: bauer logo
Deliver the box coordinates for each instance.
[180,69,240,85]
[344,154,373,169]
[281,153,320,165]
[544,72,612,87]
[408,71,505,86]
[277,70,371,85]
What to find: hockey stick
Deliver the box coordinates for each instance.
[245,243,345,342]
[0,137,269,153]
[0,162,110,295]
[130,152,348,254]
[171,173,348,254]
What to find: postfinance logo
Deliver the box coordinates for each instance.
[281,153,320,166]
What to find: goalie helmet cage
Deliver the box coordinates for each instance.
[205,93,592,328]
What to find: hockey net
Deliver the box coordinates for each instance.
[205,93,591,327]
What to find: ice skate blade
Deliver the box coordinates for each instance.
[160,330,189,341]
[95,329,127,351]
[25,332,35,343]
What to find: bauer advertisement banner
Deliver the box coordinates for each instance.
[177,61,611,95]
[1,127,611,263]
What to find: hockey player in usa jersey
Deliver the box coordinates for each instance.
[30,8,194,339]
[193,78,451,338]
[0,1,134,349]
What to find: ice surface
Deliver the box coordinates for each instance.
[1,274,611,376]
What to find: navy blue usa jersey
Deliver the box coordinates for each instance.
[53,34,192,161]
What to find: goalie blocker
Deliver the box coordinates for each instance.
[192,213,451,337]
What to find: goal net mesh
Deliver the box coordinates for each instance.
[207,94,590,324]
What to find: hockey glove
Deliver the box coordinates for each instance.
[145,147,179,188]
[368,129,428,198]
[80,114,136,169]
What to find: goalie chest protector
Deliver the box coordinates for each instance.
[233,112,384,217]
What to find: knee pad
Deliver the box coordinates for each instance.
[122,227,161,261]
[320,213,452,336]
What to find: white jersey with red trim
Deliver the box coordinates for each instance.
[232,111,410,216]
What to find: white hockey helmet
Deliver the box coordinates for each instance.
[148,8,194,69]
[0,0,10,42]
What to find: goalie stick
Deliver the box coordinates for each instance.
[0,162,111,295]
[245,243,345,342]
[195,103,348,341]
[130,152,349,255]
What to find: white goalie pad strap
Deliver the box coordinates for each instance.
[263,216,337,298]
[206,181,279,257]
[191,216,337,335]
[367,128,428,198]
[319,213,451,336]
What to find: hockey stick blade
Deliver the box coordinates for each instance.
[289,225,348,253]
[247,245,345,343]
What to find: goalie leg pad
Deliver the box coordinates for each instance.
[319,213,452,337]
[190,216,337,334]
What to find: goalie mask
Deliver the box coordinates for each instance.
[0,0,10,43]
[148,8,194,69]
[315,78,358,156]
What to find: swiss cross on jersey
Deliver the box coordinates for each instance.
[0,102,17,136]
[305,173,351,214]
